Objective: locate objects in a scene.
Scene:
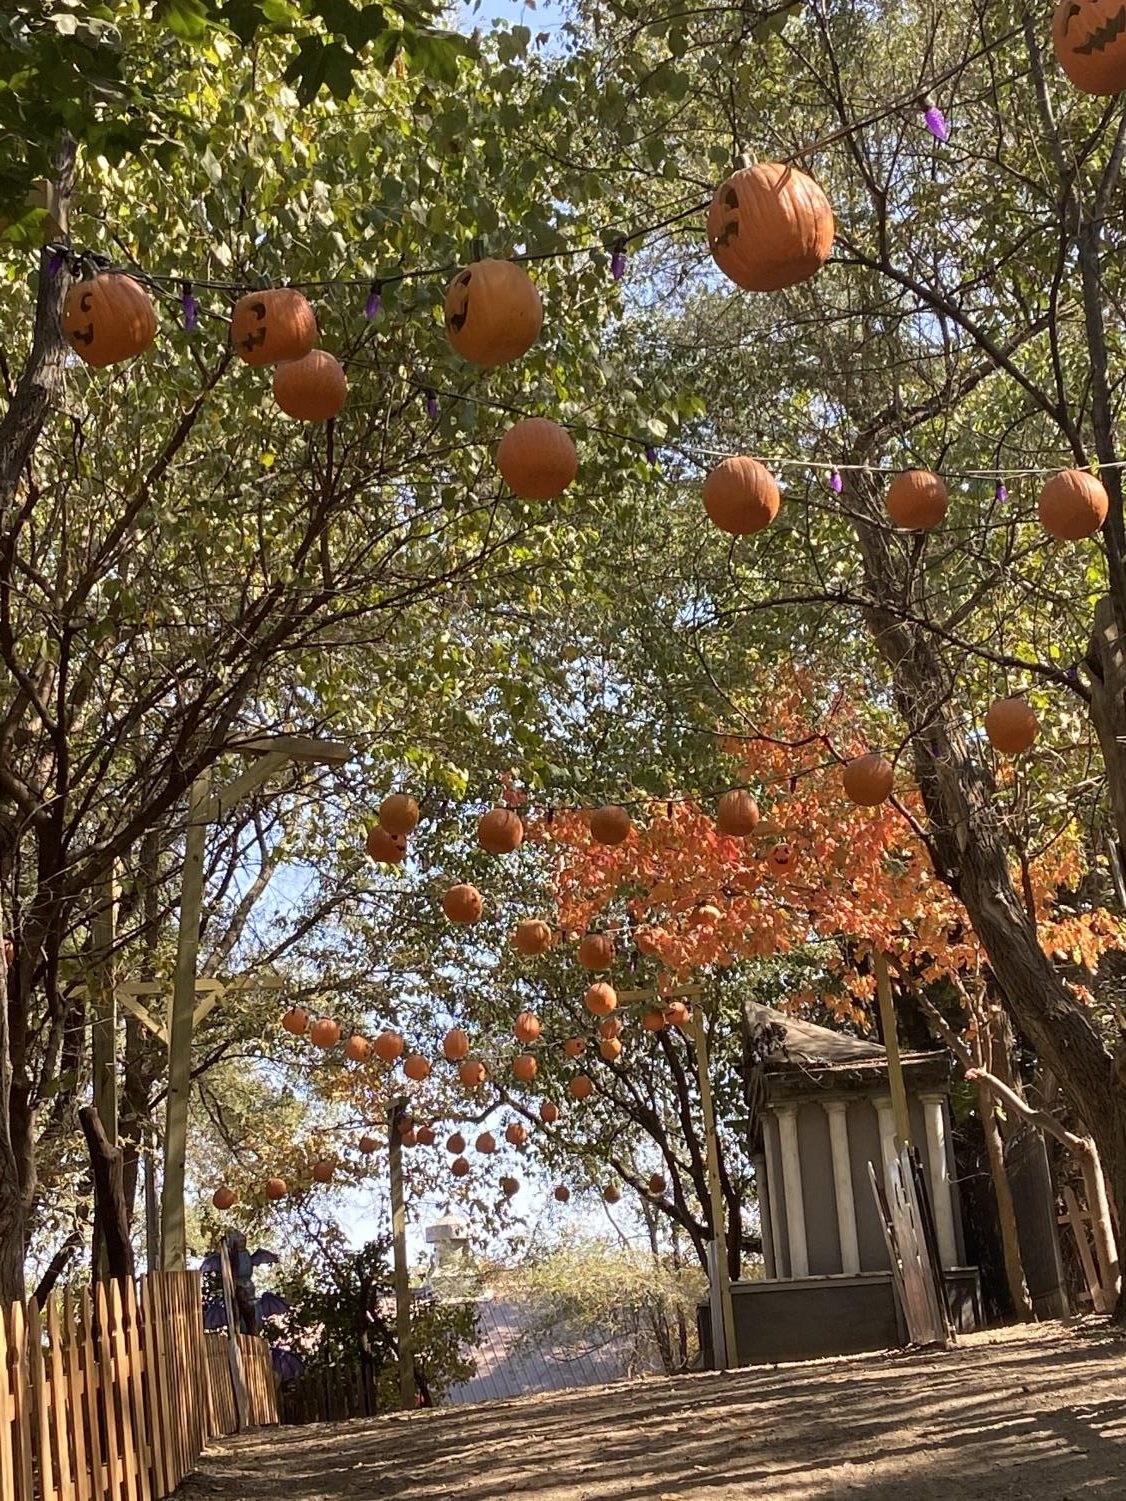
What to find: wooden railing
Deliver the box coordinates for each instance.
[0,1269,278,1500]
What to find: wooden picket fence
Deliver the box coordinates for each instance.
[0,1269,278,1501]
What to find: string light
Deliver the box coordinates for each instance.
[922,95,949,142]
[645,445,658,465]
[426,391,439,421]
[610,241,627,282]
[995,481,1008,503]
[829,469,843,494]
[181,282,198,332]
[365,281,382,319]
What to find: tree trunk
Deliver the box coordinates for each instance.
[976,1082,1034,1321]
[80,1105,135,1283]
[1085,595,1126,874]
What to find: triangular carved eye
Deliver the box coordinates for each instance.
[248,299,267,321]
[725,187,739,210]
[714,218,740,247]
[458,271,472,288]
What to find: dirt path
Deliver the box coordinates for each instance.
[178,1321,1126,1500]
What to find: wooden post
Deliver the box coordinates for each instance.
[161,771,211,1271]
[90,865,119,1144]
[691,1007,738,1368]
[218,1239,250,1431]
[145,1127,160,1274]
[388,1100,414,1409]
[874,951,912,1148]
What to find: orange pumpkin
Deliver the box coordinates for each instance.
[443,1028,471,1062]
[416,1125,436,1146]
[265,1177,288,1201]
[599,1037,623,1061]
[768,842,796,875]
[554,1184,571,1203]
[505,1122,528,1147]
[513,919,553,956]
[344,1035,372,1063]
[540,1100,560,1124]
[359,1135,379,1154]
[62,273,156,367]
[664,1000,691,1028]
[451,1156,470,1178]
[379,792,420,837]
[598,1017,623,1040]
[716,789,760,835]
[496,418,578,500]
[648,1173,667,1196]
[401,1127,418,1148]
[402,1054,431,1082]
[212,1186,237,1211]
[459,1057,488,1089]
[443,883,484,924]
[513,1053,538,1083]
[514,1010,542,1044]
[281,1007,308,1036]
[578,933,615,971]
[842,753,895,807]
[477,807,524,855]
[602,1184,621,1204]
[500,1175,520,1197]
[365,825,406,865]
[589,805,632,845]
[585,982,618,1017]
[707,162,835,292]
[446,1132,467,1154]
[273,349,347,422]
[312,1159,334,1184]
[444,259,543,366]
[688,903,723,929]
[563,1037,587,1058]
[985,696,1040,754]
[1052,0,1126,94]
[397,1114,414,1137]
[1039,469,1109,540]
[703,457,781,536]
[373,1030,404,1063]
[885,469,948,530]
[569,1073,594,1100]
[309,1017,341,1049]
[641,1007,666,1033]
[475,1131,497,1154]
[230,288,317,366]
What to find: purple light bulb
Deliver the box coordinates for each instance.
[47,250,65,278]
[645,445,658,464]
[995,481,1008,503]
[365,282,381,319]
[181,284,198,332]
[829,468,843,494]
[611,243,627,281]
[924,104,949,143]
[426,392,438,421]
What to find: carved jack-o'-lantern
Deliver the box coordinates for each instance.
[443,259,543,366]
[707,162,835,293]
[63,274,156,368]
[513,919,553,957]
[230,288,317,366]
[1053,0,1126,94]
[443,883,484,924]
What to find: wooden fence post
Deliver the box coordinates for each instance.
[874,951,912,1148]
[388,1099,415,1410]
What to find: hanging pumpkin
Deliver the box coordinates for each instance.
[373,1030,404,1063]
[505,1121,529,1147]
[589,805,632,845]
[569,1074,594,1100]
[664,1000,691,1028]
[447,1132,467,1154]
[443,883,484,924]
[344,1035,372,1063]
[563,1037,586,1058]
[1052,0,1126,94]
[585,981,618,1016]
[842,753,895,807]
[379,793,420,837]
[514,1010,542,1044]
[1039,469,1109,540]
[281,1007,308,1036]
[273,349,347,422]
[476,1131,497,1154]
[716,789,759,835]
[513,1053,538,1083]
[687,903,723,929]
[707,161,835,292]
[443,1028,471,1062]
[703,456,781,536]
[401,1127,418,1148]
[459,1057,488,1089]
[365,825,406,865]
[451,1156,470,1178]
[648,1174,667,1197]
[312,1159,334,1184]
[513,919,553,957]
[599,1016,623,1040]
[641,1007,666,1033]
[768,842,796,875]
[599,1037,623,1061]
[230,288,317,366]
[554,1184,571,1203]
[578,933,615,971]
[359,1134,379,1154]
[416,1125,436,1147]
[985,696,1040,754]
[309,1017,340,1049]
[602,1184,621,1204]
[540,1100,560,1124]
[265,1177,288,1201]
[477,807,524,855]
[500,1175,520,1198]
[212,1186,237,1211]
[397,1114,415,1138]
[62,273,156,367]
[496,418,578,500]
[885,469,948,530]
[403,1053,431,1081]
[444,258,543,366]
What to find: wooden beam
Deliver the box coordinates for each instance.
[691,1007,739,1368]
[116,992,169,1047]
[227,733,351,766]
[874,950,912,1149]
[388,1099,414,1410]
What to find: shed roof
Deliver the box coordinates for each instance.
[745,1002,886,1067]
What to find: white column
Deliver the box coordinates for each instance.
[874,1095,898,1191]
[921,1092,959,1268]
[776,1103,809,1279]
[824,1099,860,1275]
[752,1152,777,1278]
[762,1114,787,1277]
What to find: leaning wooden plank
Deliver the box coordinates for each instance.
[62,1293,91,1501]
[0,1304,19,1501]
[10,1300,36,1501]
[79,1290,106,1501]
[1063,1183,1107,1312]
[122,1282,152,1501]
[46,1297,76,1500]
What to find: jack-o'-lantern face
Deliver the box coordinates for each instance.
[768,842,796,875]
[229,288,317,366]
[443,258,542,367]
[62,274,157,368]
[1053,0,1126,94]
[707,162,835,294]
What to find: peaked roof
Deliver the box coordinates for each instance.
[745,1001,886,1067]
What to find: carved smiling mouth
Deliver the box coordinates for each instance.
[1075,5,1126,53]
